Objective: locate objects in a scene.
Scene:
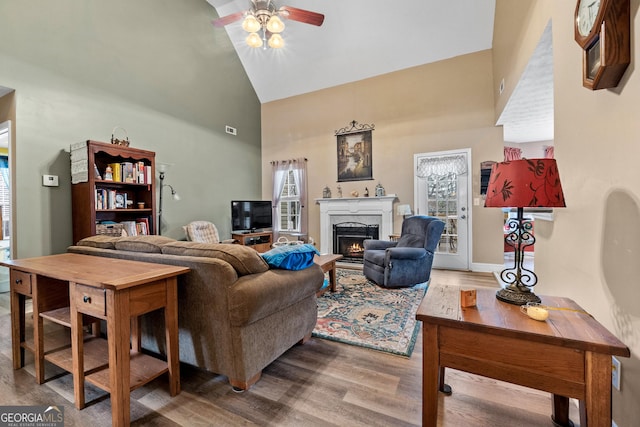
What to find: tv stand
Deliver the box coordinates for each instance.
[232,231,272,253]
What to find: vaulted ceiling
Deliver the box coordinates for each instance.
[207,0,496,103]
[213,1,552,143]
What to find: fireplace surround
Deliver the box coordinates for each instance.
[316,195,397,255]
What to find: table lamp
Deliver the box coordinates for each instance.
[396,204,412,219]
[484,159,565,305]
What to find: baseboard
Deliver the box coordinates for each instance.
[470,262,503,273]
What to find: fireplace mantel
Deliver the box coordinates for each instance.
[316,195,397,254]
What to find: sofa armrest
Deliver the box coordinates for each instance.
[364,239,397,251]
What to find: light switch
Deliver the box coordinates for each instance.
[42,175,59,187]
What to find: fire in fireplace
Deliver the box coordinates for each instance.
[333,222,379,263]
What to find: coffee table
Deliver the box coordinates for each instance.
[314,253,343,295]
[4,253,189,427]
[416,284,630,427]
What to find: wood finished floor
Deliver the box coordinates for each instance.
[0,269,579,426]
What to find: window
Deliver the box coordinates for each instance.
[279,169,300,232]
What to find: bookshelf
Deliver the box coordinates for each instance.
[71,140,156,243]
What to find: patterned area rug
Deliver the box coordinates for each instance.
[312,268,427,357]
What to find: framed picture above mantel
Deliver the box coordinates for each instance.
[335,120,374,182]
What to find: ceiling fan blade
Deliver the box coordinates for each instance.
[212,11,245,27]
[279,6,325,26]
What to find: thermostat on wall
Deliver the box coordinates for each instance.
[42,174,59,187]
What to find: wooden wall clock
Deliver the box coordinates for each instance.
[574,0,630,90]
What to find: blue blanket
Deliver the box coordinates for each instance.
[261,243,320,270]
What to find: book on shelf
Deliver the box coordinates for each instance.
[136,218,150,235]
[121,162,135,183]
[100,162,150,184]
[107,163,121,182]
[121,220,138,236]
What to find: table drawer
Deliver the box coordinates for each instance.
[11,270,32,295]
[74,284,106,317]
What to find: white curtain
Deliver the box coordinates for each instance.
[271,158,308,240]
[416,154,467,178]
[271,160,290,239]
[291,157,308,238]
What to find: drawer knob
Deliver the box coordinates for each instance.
[83,295,91,303]
[15,278,22,284]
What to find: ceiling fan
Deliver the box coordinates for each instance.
[212,0,324,49]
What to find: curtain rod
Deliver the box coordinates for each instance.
[270,158,307,165]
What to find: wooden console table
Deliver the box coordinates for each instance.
[3,253,189,427]
[416,284,630,427]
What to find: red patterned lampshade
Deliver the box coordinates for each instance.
[484,159,566,208]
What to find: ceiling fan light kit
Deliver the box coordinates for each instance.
[246,32,263,48]
[241,15,261,33]
[268,33,284,49]
[213,0,324,50]
[266,15,285,33]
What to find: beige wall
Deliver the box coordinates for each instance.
[494,1,640,424]
[261,50,505,267]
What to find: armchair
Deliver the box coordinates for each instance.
[363,215,445,288]
[184,221,221,243]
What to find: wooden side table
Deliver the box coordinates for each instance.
[3,253,189,427]
[314,254,343,295]
[416,284,630,427]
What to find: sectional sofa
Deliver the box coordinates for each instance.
[67,235,324,390]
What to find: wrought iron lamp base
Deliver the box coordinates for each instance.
[496,287,541,306]
[496,207,540,306]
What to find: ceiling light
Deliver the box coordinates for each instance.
[268,33,284,49]
[214,1,324,51]
[242,15,261,33]
[246,32,263,48]
[266,15,285,33]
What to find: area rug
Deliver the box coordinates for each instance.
[312,268,427,357]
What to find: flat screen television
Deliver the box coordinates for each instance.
[231,200,273,232]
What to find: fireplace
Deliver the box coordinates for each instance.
[316,194,396,255]
[333,222,379,263]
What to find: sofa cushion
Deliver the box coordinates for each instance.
[228,265,324,326]
[77,235,122,249]
[261,244,319,270]
[161,241,268,276]
[114,235,176,253]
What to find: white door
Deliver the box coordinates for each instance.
[414,149,471,270]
